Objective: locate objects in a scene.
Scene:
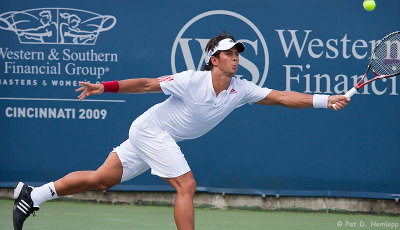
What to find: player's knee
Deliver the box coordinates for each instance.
[179,179,197,196]
[89,175,114,191]
[95,182,113,191]
[188,179,197,195]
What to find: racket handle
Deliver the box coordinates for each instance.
[332,87,357,110]
[344,87,358,99]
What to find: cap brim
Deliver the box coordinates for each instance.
[234,42,245,53]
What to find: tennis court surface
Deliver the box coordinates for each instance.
[2,199,399,230]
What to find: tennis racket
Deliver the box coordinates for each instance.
[332,31,400,110]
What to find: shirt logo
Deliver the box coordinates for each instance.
[229,89,237,94]
[158,75,174,82]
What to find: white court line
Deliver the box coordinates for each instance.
[0,97,125,103]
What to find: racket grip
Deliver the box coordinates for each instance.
[332,87,357,110]
[344,87,358,99]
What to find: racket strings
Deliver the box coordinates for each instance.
[372,32,400,76]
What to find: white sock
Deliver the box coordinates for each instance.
[30,182,58,208]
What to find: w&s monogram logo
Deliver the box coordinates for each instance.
[171,10,269,87]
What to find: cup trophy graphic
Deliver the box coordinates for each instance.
[0,8,116,45]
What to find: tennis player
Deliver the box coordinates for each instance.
[13,32,350,230]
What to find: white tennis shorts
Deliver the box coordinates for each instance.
[113,114,191,181]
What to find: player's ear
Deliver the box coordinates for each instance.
[210,56,218,66]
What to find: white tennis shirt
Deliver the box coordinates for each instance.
[144,70,272,141]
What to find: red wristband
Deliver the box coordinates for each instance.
[101,81,119,93]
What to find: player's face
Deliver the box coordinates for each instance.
[216,46,240,77]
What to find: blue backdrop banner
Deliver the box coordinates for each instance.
[1,0,399,200]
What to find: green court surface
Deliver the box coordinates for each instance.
[1,199,399,230]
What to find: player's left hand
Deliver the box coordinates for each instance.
[76,82,104,100]
[328,95,350,110]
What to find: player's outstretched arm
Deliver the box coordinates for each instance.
[118,78,162,94]
[256,90,350,110]
[76,78,162,100]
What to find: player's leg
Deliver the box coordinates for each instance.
[54,152,123,196]
[13,152,123,230]
[163,171,196,230]
[28,136,150,205]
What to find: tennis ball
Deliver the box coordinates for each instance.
[363,0,376,11]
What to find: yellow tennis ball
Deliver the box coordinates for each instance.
[363,0,376,11]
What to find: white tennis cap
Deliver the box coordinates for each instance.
[206,38,245,63]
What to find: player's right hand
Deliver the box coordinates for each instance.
[76,82,104,100]
[328,95,350,110]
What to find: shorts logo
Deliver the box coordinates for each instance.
[171,10,269,87]
[0,8,116,45]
